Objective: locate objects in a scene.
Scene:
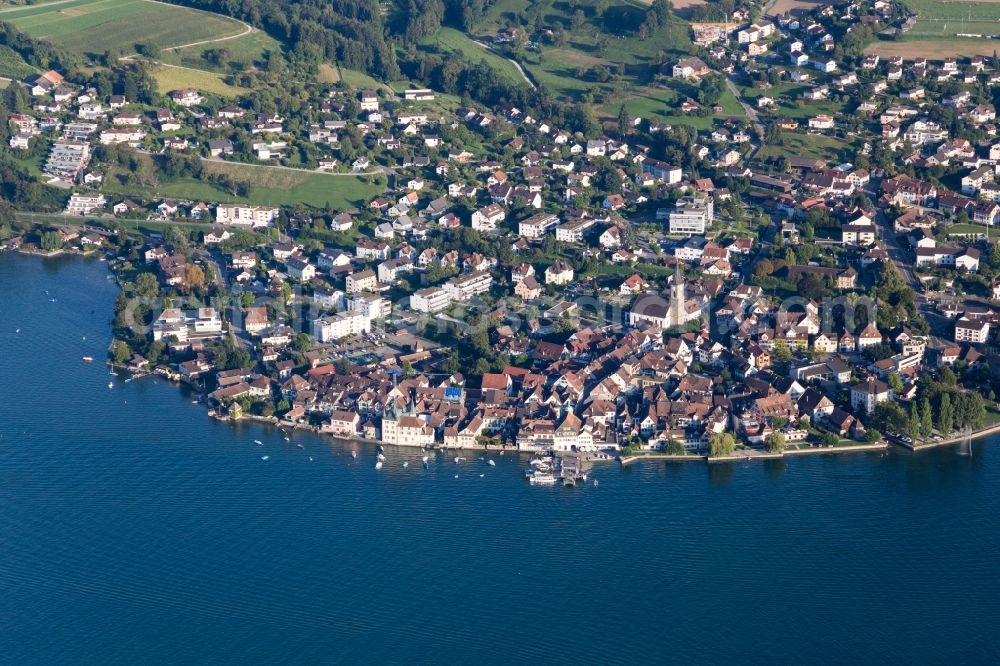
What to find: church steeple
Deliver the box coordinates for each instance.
[669,263,686,327]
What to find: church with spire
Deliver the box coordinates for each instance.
[629,264,703,330]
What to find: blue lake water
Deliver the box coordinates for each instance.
[2,252,1000,664]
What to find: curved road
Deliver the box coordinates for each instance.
[471,40,537,90]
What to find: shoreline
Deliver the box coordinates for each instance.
[136,362,995,462]
[20,252,1000,468]
[906,422,1000,451]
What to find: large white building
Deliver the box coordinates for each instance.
[471,204,506,231]
[65,193,106,216]
[850,378,893,414]
[348,293,391,320]
[955,316,990,344]
[444,271,492,302]
[152,307,223,342]
[312,310,371,342]
[669,195,713,236]
[555,217,596,243]
[518,213,559,239]
[216,204,280,228]
[381,412,435,447]
[410,286,452,313]
[44,140,91,182]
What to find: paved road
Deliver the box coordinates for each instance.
[872,206,919,290]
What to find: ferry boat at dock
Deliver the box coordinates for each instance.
[529,472,557,485]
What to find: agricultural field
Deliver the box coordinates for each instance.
[152,64,247,98]
[865,37,1000,58]
[103,156,385,210]
[338,67,394,93]
[317,63,340,84]
[1,0,247,57]
[0,44,38,80]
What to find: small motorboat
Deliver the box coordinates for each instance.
[479,474,485,478]
[375,460,383,470]
[107,382,114,389]
[309,457,314,462]
[351,451,358,459]
[454,474,459,479]
[593,479,599,487]
[254,440,263,446]
[82,356,93,363]
[284,437,290,442]
[377,453,386,462]
[421,455,429,464]
[261,456,269,461]
[296,443,304,449]
[487,459,496,467]
[402,461,409,468]
[454,456,466,463]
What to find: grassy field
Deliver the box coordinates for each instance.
[156,29,283,74]
[103,156,385,210]
[2,0,247,57]
[757,132,860,163]
[471,0,691,101]
[317,63,340,84]
[900,0,1000,39]
[598,79,745,128]
[153,64,247,98]
[420,27,526,85]
[339,67,394,93]
[741,80,848,120]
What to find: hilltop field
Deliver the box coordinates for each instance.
[0,0,745,128]
[0,0,248,57]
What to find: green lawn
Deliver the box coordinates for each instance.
[945,223,989,238]
[897,0,1000,38]
[421,27,526,85]
[103,157,385,210]
[156,29,283,73]
[3,0,246,57]
[757,132,859,163]
[598,78,744,127]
